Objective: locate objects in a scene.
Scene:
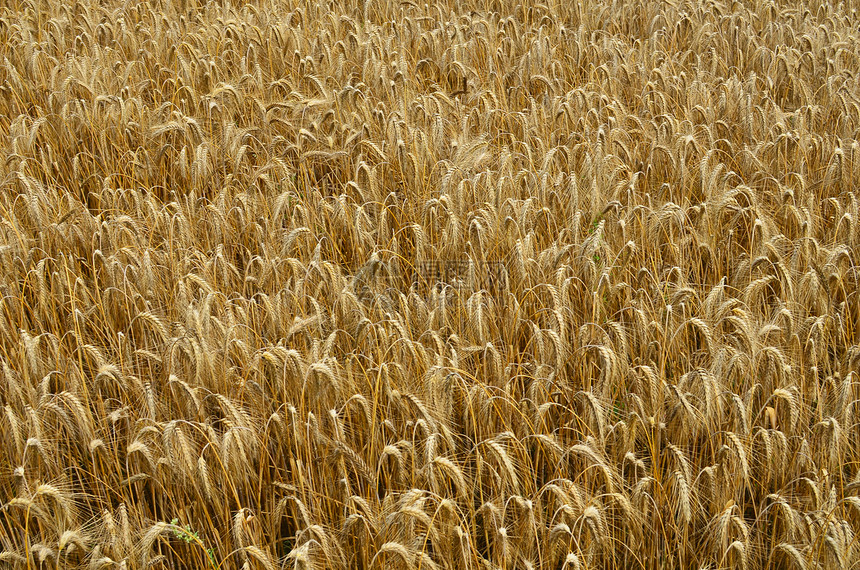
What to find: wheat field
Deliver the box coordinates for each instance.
[2,0,860,568]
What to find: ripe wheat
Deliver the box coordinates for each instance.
[2,0,860,568]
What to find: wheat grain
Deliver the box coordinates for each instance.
[1,0,860,566]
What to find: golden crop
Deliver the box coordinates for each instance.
[1,0,860,568]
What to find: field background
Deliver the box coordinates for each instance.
[2,0,860,568]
